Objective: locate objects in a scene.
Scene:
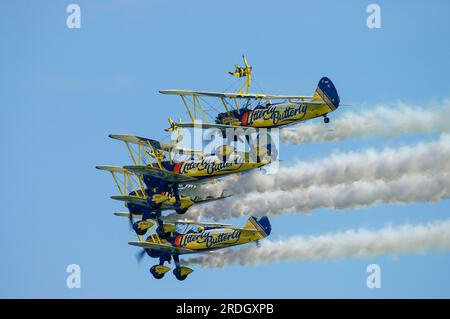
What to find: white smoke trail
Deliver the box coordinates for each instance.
[187,174,450,220]
[195,134,450,197]
[280,100,450,144]
[185,218,450,267]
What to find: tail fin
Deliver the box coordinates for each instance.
[312,77,340,110]
[244,216,272,238]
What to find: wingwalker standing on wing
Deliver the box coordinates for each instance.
[228,55,252,94]
[162,55,341,136]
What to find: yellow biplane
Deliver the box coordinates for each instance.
[162,55,341,135]
[96,133,271,221]
[126,215,271,280]
[96,165,228,218]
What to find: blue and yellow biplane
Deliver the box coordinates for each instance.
[126,215,271,280]
[162,55,340,135]
[96,165,227,219]
[96,133,272,223]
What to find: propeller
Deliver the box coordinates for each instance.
[136,249,146,263]
[154,210,165,238]
[128,213,134,230]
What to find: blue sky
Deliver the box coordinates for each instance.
[1,0,450,298]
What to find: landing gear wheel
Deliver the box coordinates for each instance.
[133,222,147,236]
[150,265,164,280]
[173,268,188,281]
[324,116,330,124]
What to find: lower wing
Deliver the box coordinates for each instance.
[124,165,197,184]
[128,241,196,255]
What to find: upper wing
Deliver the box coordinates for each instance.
[123,165,197,183]
[109,134,205,157]
[160,89,312,100]
[109,134,174,151]
[128,241,195,255]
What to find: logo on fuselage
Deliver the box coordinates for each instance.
[176,158,243,175]
[244,104,307,126]
[175,230,242,248]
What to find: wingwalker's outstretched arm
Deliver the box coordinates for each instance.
[243,54,250,69]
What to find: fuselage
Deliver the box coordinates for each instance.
[156,227,263,253]
[141,216,272,273]
[217,101,335,128]
[133,155,267,215]
[162,155,268,179]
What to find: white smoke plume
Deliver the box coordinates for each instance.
[280,100,450,144]
[187,174,450,220]
[185,218,450,267]
[195,134,450,197]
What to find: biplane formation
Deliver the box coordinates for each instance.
[97,56,340,280]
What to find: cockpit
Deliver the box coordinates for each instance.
[174,224,204,235]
